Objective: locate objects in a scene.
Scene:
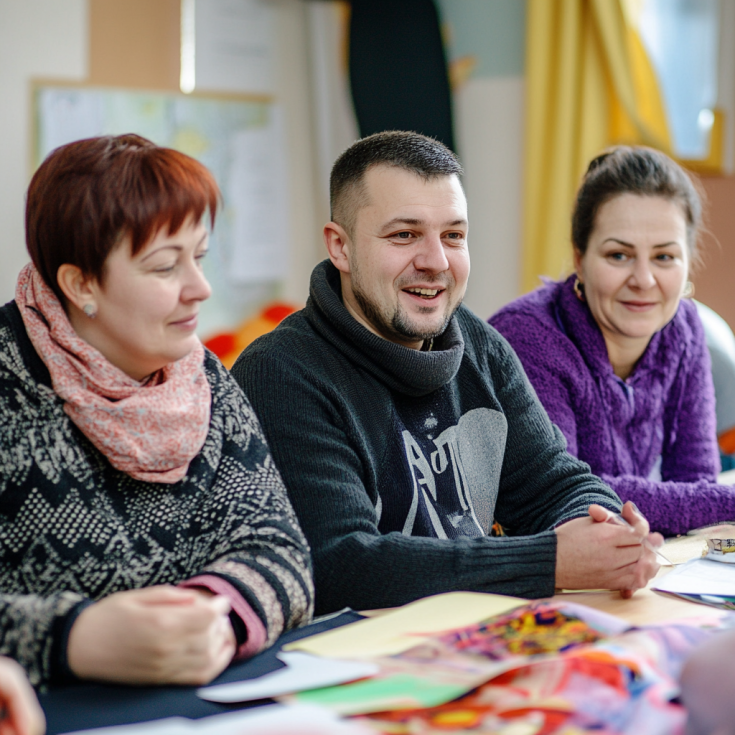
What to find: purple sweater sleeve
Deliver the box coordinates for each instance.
[600,475,735,536]
[603,309,735,536]
[661,304,719,482]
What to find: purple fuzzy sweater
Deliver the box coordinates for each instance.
[490,275,735,536]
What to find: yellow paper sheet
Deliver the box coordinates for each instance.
[285,591,526,659]
[663,535,708,565]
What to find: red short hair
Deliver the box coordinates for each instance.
[26,134,220,301]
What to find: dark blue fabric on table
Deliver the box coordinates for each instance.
[39,611,364,735]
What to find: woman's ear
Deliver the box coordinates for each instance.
[56,264,97,314]
[572,249,584,278]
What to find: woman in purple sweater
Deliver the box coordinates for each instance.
[490,146,735,536]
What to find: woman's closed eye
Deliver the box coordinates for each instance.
[153,264,176,274]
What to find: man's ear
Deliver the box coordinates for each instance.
[56,264,97,313]
[323,222,352,274]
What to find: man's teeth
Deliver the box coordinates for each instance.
[406,288,439,297]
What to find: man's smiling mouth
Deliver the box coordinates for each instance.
[404,287,442,298]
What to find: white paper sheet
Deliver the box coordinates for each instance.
[63,704,373,735]
[38,89,104,154]
[652,558,735,596]
[196,652,379,703]
[226,108,289,283]
[194,0,275,94]
[63,716,190,735]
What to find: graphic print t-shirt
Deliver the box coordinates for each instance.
[376,382,508,540]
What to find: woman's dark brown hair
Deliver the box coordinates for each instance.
[26,134,220,302]
[571,146,702,263]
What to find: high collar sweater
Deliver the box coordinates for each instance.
[233,261,621,614]
[491,275,735,536]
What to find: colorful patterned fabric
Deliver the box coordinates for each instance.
[361,601,722,734]
[441,604,606,660]
[15,264,211,483]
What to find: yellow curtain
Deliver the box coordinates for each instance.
[522,0,672,292]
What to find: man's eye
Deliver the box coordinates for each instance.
[395,232,412,239]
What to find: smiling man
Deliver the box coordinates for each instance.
[232,131,662,614]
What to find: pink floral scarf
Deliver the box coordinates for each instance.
[16,264,211,484]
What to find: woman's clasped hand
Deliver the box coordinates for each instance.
[67,587,236,685]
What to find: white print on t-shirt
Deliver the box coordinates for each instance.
[400,407,507,538]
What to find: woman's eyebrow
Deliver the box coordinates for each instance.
[602,238,680,248]
[140,233,208,262]
[140,244,183,262]
[602,238,635,247]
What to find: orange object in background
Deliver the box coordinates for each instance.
[203,302,298,369]
[719,426,735,456]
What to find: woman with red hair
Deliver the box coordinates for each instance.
[0,134,313,688]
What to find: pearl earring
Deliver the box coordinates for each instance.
[82,304,97,319]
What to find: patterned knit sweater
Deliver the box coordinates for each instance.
[0,301,313,687]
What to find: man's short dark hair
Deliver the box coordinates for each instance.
[330,130,463,235]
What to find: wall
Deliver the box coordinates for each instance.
[0,0,322,336]
[0,0,527,328]
[88,0,180,90]
[693,175,735,329]
[0,0,88,305]
[438,0,525,320]
[4,1,730,334]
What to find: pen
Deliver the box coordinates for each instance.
[606,511,672,565]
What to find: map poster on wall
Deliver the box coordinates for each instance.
[34,85,289,288]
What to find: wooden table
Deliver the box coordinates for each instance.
[552,580,706,625]
[550,533,716,625]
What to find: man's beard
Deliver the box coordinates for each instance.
[351,268,460,344]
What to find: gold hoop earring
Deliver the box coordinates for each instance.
[573,277,586,302]
[682,281,695,299]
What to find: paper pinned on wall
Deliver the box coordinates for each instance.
[38,89,104,154]
[194,0,275,94]
[284,591,527,659]
[227,106,289,283]
[35,86,290,288]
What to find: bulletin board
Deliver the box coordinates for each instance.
[32,82,289,287]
